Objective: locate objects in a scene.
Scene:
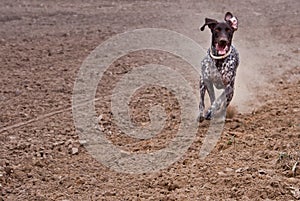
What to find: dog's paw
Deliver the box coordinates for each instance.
[197,115,205,122]
[204,110,212,120]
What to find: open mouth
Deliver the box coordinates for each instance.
[216,43,229,55]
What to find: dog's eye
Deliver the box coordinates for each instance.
[215,27,221,32]
[225,28,231,32]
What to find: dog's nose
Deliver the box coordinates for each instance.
[219,38,228,45]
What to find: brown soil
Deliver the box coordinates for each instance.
[0,0,299,200]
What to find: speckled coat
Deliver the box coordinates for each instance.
[198,45,239,120]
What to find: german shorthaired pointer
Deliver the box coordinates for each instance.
[197,12,239,122]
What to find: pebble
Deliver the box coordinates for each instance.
[225,167,234,172]
[65,139,73,146]
[217,171,227,176]
[235,167,249,173]
[168,183,180,191]
[291,188,300,199]
[53,141,64,147]
[286,177,299,184]
[258,169,267,175]
[71,147,79,155]
[79,140,87,146]
[103,191,116,196]
[231,186,238,192]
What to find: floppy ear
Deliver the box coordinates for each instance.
[200,18,218,31]
[225,12,238,31]
[224,12,233,21]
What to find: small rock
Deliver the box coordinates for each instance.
[71,147,79,155]
[217,171,227,176]
[231,186,238,192]
[287,177,298,184]
[34,160,44,168]
[225,167,234,172]
[235,167,249,173]
[168,183,180,191]
[292,48,299,54]
[53,141,64,147]
[290,187,300,199]
[258,169,267,175]
[62,33,69,37]
[65,139,73,146]
[79,140,87,146]
[103,191,116,196]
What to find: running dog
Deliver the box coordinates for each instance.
[198,12,239,122]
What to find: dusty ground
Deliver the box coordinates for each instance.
[0,0,300,200]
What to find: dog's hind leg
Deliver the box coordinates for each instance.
[197,77,206,122]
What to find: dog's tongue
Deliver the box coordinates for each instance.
[216,44,228,55]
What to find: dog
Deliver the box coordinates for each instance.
[197,12,239,122]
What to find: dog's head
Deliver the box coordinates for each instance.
[200,12,238,56]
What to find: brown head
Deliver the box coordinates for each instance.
[200,12,238,56]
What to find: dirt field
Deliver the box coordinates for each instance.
[0,0,299,200]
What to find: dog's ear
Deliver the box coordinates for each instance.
[200,18,218,31]
[225,12,238,31]
[225,12,233,21]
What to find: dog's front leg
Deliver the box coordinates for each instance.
[205,79,216,106]
[205,84,234,119]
